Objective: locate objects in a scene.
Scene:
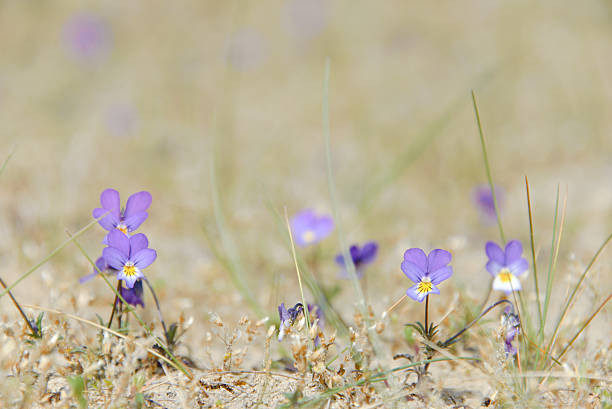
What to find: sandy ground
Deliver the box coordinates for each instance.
[1,0,611,407]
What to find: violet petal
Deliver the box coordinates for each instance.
[427,249,452,272]
[504,240,523,265]
[106,229,130,257]
[485,241,504,264]
[429,266,453,285]
[124,191,152,218]
[131,248,157,269]
[129,233,149,257]
[102,247,127,271]
[123,211,148,232]
[403,248,427,271]
[99,189,121,218]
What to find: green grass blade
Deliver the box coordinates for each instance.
[471,90,505,245]
[279,356,479,408]
[70,235,193,379]
[524,176,543,332]
[209,158,265,318]
[541,185,563,338]
[556,293,612,362]
[358,69,497,213]
[546,230,612,360]
[322,58,367,315]
[0,146,16,178]
[0,217,101,300]
[266,201,348,334]
[283,207,312,341]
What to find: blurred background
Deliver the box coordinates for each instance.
[1,1,611,348]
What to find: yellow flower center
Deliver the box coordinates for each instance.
[417,278,433,294]
[117,223,129,235]
[123,262,137,277]
[302,230,315,244]
[498,269,514,283]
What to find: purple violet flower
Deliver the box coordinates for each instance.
[485,240,528,294]
[102,230,157,289]
[277,302,323,342]
[119,280,145,308]
[401,248,453,302]
[62,13,111,64]
[79,256,145,307]
[79,256,113,284]
[278,302,303,341]
[473,185,504,223]
[502,306,520,356]
[335,241,378,279]
[290,209,334,247]
[93,189,152,242]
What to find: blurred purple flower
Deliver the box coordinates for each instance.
[226,28,266,71]
[290,209,334,247]
[335,241,378,279]
[63,12,111,63]
[102,230,157,288]
[284,0,329,41]
[401,248,453,302]
[93,189,152,242]
[79,256,144,307]
[485,240,528,294]
[473,185,504,222]
[105,103,138,138]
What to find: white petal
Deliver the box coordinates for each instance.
[492,273,522,293]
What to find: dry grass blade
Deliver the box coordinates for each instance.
[283,205,311,332]
[22,304,182,370]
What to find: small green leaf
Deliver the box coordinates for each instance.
[404,326,415,344]
[67,375,88,409]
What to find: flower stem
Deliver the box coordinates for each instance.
[0,276,39,337]
[441,299,514,348]
[107,281,122,328]
[143,277,170,347]
[424,294,429,335]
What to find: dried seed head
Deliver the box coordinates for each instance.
[375,322,385,334]
[210,313,224,327]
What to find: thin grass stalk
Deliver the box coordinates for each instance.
[441,299,513,347]
[358,67,498,213]
[0,146,16,177]
[0,217,102,300]
[524,176,543,331]
[23,304,182,371]
[267,202,346,329]
[69,234,193,379]
[541,185,560,337]
[209,157,265,318]
[280,357,479,408]
[545,230,612,361]
[556,292,612,361]
[283,207,311,333]
[266,201,348,334]
[471,90,505,245]
[142,277,170,346]
[322,58,366,314]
